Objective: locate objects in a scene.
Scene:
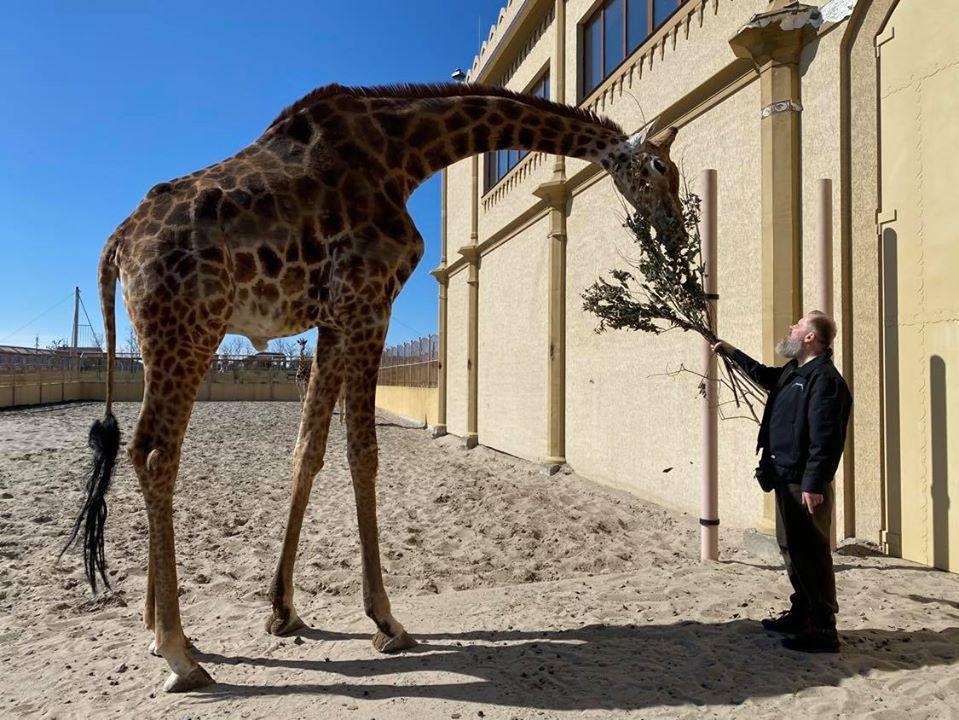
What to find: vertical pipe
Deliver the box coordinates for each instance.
[701,169,719,562]
[817,178,838,549]
[817,179,834,317]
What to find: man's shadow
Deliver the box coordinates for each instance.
[191,620,959,711]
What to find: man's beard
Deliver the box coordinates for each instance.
[776,335,803,359]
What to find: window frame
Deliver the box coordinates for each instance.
[482,65,551,196]
[580,0,688,101]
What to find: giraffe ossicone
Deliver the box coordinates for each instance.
[63,83,685,693]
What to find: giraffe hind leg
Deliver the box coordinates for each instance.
[343,317,415,652]
[266,327,344,635]
[129,328,223,692]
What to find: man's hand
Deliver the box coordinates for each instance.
[710,339,736,356]
[802,491,824,514]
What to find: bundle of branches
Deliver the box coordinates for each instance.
[581,190,765,423]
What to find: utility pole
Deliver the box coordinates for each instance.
[72,286,80,371]
[71,287,80,350]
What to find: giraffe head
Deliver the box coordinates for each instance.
[609,125,685,239]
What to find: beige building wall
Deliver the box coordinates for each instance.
[875,0,959,571]
[446,159,474,253]
[445,269,470,437]
[478,217,550,461]
[798,23,848,529]
[565,78,765,528]
[439,0,958,569]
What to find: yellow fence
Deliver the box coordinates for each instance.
[0,376,299,409]
[374,386,438,426]
[1,372,436,424]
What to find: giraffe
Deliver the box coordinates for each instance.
[294,337,310,402]
[63,83,685,693]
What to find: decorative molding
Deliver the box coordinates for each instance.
[468,0,554,84]
[429,265,449,284]
[497,6,555,87]
[481,150,548,211]
[761,99,803,118]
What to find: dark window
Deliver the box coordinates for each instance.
[653,0,677,28]
[582,0,685,98]
[604,0,624,76]
[483,69,550,194]
[583,11,603,95]
[626,1,649,50]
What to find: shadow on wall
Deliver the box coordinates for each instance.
[190,620,959,710]
[881,227,902,556]
[930,354,949,571]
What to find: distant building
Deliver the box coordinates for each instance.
[0,345,57,369]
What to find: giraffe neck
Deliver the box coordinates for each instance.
[264,90,628,199]
[388,95,627,190]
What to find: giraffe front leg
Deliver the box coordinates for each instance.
[344,325,415,653]
[266,327,342,636]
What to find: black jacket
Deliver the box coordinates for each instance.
[730,348,852,493]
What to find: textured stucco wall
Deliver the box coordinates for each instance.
[799,24,848,529]
[847,0,896,544]
[565,80,764,528]
[874,0,959,570]
[446,158,474,255]
[477,215,550,461]
[446,270,469,437]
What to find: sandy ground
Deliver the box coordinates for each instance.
[0,401,958,720]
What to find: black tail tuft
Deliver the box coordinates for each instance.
[61,413,121,593]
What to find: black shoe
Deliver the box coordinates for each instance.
[782,627,840,654]
[761,609,806,634]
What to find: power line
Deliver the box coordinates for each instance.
[0,293,74,344]
[78,292,103,350]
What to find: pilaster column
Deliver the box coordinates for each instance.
[533,179,569,472]
[458,243,481,449]
[429,170,449,438]
[730,1,821,534]
[458,154,481,449]
[551,0,566,179]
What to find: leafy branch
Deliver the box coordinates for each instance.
[581,189,765,421]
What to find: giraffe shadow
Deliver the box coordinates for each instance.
[191,620,959,711]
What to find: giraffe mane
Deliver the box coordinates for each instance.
[267,82,624,135]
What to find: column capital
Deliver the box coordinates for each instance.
[532,179,569,210]
[457,245,481,265]
[429,265,449,284]
[729,2,822,67]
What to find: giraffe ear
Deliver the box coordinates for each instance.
[651,126,678,154]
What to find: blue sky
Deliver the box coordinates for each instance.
[0,0,507,352]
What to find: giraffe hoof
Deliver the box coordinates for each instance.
[373,630,417,653]
[162,664,214,693]
[150,637,197,656]
[266,611,307,637]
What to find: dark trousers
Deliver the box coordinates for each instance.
[774,482,838,630]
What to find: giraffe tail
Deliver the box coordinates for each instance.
[60,238,122,593]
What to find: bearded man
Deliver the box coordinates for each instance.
[711,311,852,653]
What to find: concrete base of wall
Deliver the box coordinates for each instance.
[374,386,438,427]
